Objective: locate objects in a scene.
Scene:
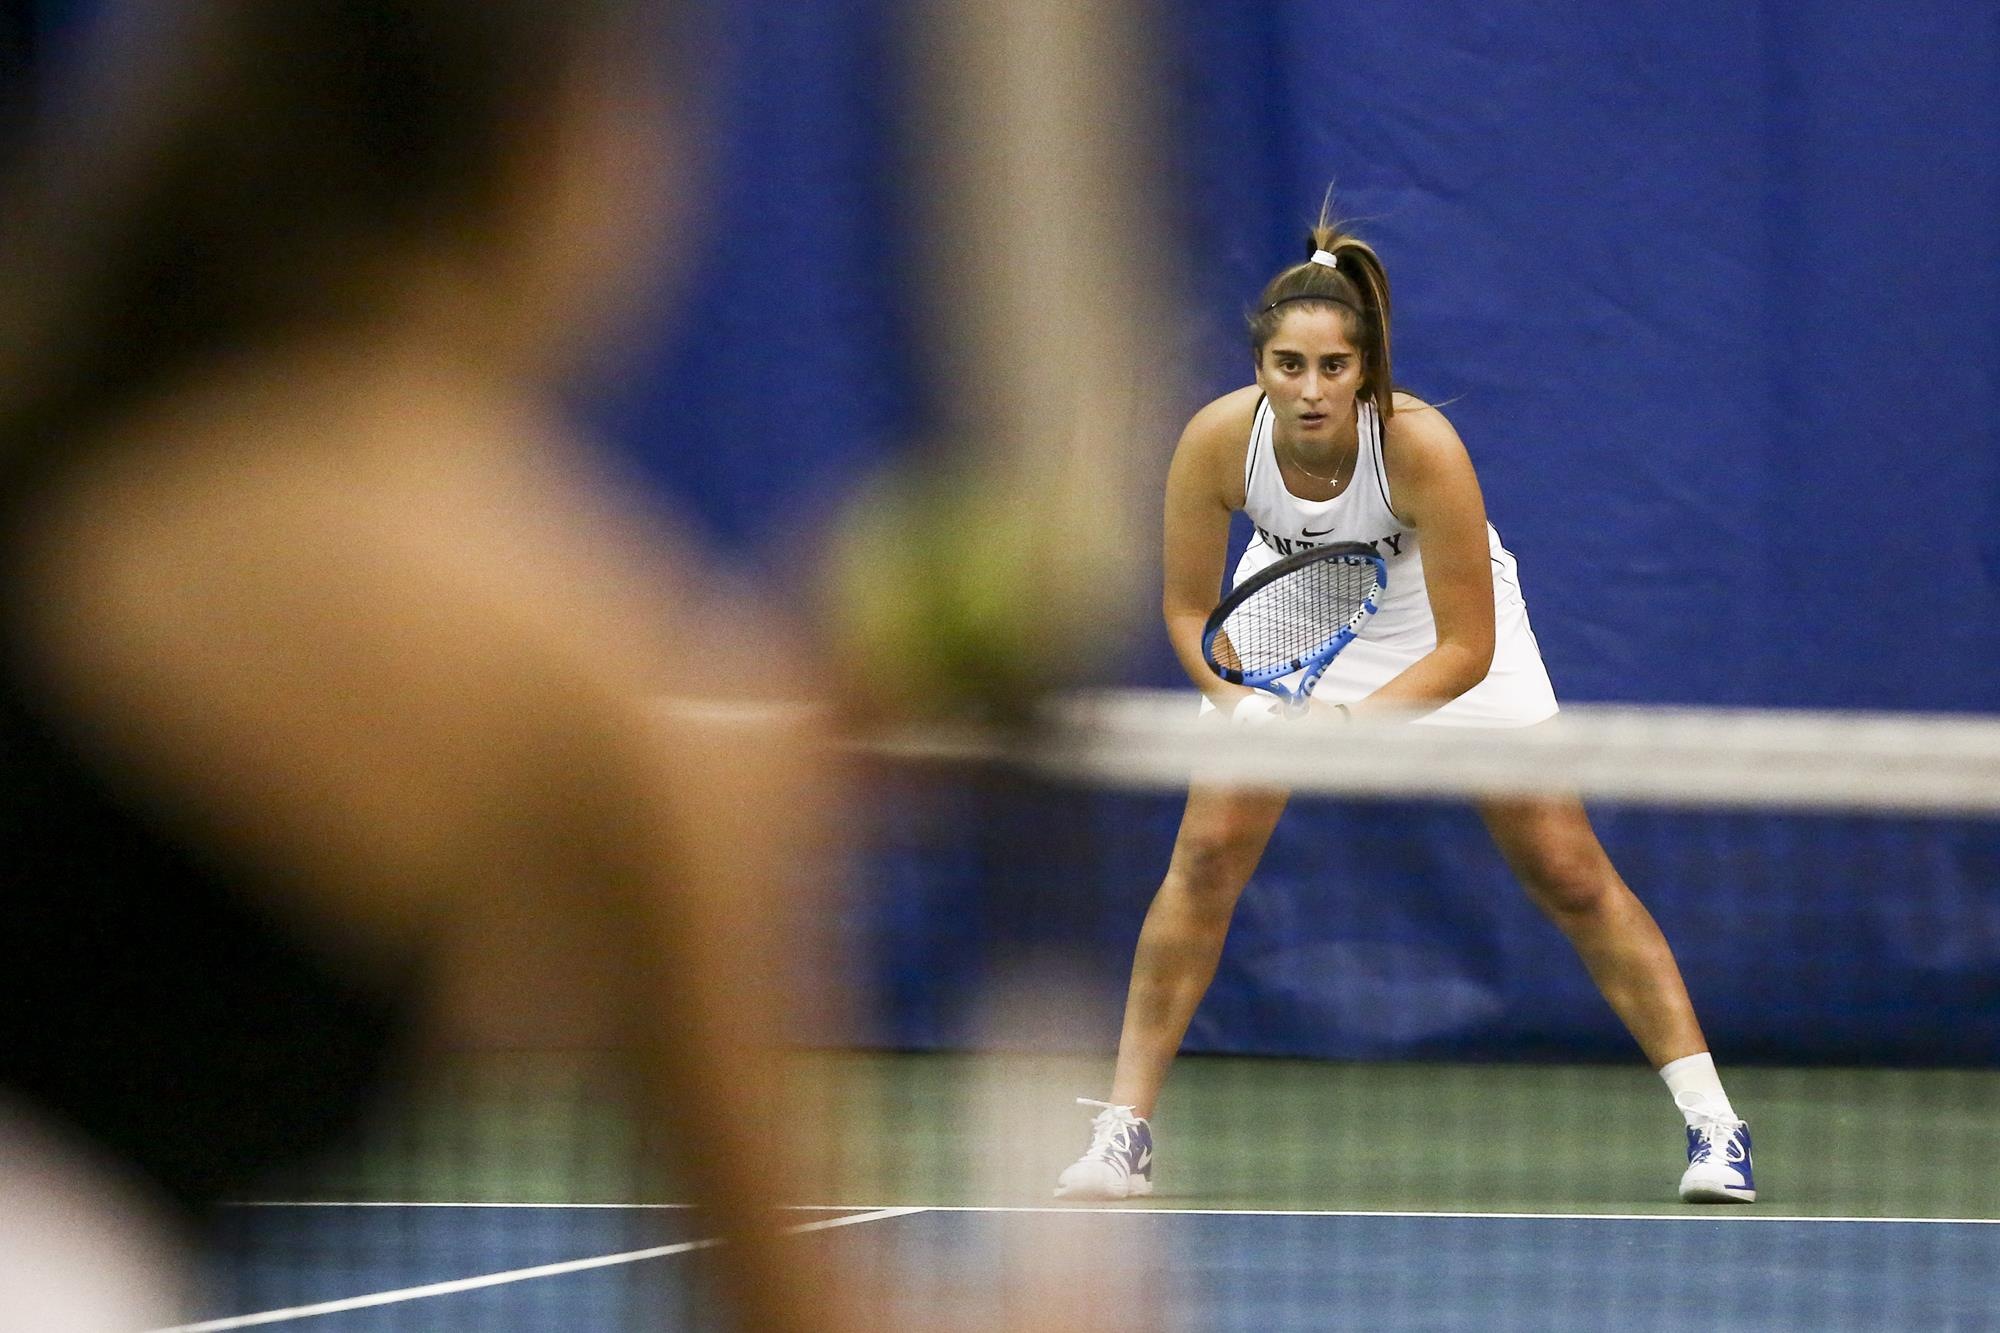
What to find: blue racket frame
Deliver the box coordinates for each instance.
[1200,542,1386,716]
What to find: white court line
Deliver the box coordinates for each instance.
[866,1203,2000,1226]
[230,1201,703,1211]
[229,1201,865,1211]
[149,1206,926,1331]
[229,1199,2000,1226]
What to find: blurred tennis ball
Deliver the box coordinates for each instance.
[827,470,1096,724]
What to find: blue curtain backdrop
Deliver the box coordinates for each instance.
[32,0,1999,1061]
[585,0,2000,710]
[648,1,1996,1064]
[802,0,1995,1064]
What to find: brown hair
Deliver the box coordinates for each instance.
[1246,193,1395,419]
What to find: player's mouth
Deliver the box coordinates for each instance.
[1298,411,1328,428]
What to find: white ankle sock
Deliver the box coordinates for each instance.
[1659,1052,1736,1124]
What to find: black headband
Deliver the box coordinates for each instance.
[1260,292,1360,315]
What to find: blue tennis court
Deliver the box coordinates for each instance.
[179,1201,2000,1331]
[148,1052,2000,1331]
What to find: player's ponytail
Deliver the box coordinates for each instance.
[1247,191,1396,420]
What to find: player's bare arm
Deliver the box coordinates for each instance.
[1360,396,1497,714]
[1161,386,1262,707]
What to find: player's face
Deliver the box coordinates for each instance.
[1255,308,1365,440]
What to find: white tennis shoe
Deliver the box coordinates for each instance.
[1054,1098,1153,1200]
[1676,1092,1756,1203]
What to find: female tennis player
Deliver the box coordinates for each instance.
[1057,204,1755,1206]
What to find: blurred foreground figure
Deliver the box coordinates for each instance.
[0,3,856,1327]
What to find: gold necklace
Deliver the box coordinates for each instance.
[1283,438,1353,488]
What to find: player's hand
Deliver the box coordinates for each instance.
[1302,696,1355,725]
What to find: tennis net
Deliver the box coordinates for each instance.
[182,691,2000,1330]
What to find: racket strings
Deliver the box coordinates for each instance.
[1221,558,1379,674]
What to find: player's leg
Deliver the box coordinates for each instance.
[1112,781,1289,1114]
[1478,794,1754,1202]
[1056,781,1288,1199]
[1480,795,1704,1063]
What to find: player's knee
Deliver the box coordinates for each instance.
[1517,843,1614,918]
[1166,828,1261,905]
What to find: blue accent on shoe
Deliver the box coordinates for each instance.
[1129,1120,1154,1181]
[1059,1098,1156,1199]
[1090,1114,1151,1177]
[1686,1119,1754,1192]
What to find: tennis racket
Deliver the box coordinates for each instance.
[1201,541,1386,716]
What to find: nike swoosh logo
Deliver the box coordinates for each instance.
[1134,1148,1152,1172]
[1301,525,1337,537]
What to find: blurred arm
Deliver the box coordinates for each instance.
[16,438,859,1332]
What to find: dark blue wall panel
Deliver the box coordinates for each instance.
[37,1,1997,1062]
[806,2,2000,1064]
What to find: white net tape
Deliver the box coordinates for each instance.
[864,689,2000,814]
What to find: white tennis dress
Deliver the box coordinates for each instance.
[1223,396,1558,727]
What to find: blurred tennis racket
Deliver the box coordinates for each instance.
[1201,541,1386,716]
